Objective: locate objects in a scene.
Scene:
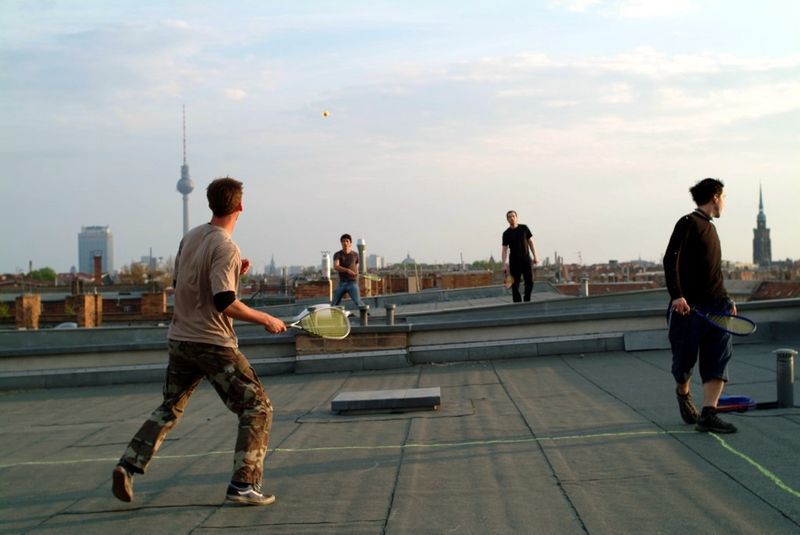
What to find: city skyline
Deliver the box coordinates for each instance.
[2,1,798,274]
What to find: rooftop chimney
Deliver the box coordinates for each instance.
[93,253,103,285]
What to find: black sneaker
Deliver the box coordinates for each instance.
[226,482,276,506]
[112,464,134,502]
[676,388,699,424]
[695,407,737,434]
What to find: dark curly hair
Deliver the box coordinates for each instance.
[689,178,724,205]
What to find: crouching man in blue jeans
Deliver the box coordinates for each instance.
[331,233,364,310]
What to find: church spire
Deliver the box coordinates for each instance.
[753,183,771,266]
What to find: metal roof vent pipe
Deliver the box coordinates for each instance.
[385,304,396,326]
[775,348,796,408]
[356,238,367,275]
[321,251,331,280]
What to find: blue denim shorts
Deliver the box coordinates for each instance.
[667,299,733,384]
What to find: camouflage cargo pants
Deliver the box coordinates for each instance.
[120,340,272,485]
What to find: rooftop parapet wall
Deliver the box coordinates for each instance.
[435,272,493,290]
[400,287,671,324]
[294,279,332,301]
[3,293,797,356]
[1,296,798,390]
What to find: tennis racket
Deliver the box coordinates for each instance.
[358,273,381,282]
[289,305,351,339]
[693,309,757,336]
[503,275,514,289]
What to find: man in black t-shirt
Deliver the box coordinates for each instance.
[664,177,737,434]
[501,210,539,302]
[331,233,364,309]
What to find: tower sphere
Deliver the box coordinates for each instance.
[177,172,194,195]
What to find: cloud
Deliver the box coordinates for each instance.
[581,48,800,79]
[332,43,800,187]
[551,0,697,18]
[167,19,191,29]
[550,0,604,13]
[223,88,248,100]
[440,47,800,90]
[655,82,800,125]
[1,20,202,106]
[600,82,634,103]
[612,0,697,19]
[447,53,555,83]
[384,47,800,150]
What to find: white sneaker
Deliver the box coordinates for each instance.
[225,482,276,506]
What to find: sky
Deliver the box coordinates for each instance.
[1,0,798,274]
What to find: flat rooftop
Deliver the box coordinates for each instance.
[2,338,798,533]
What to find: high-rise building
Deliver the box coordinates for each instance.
[752,184,772,266]
[78,226,114,274]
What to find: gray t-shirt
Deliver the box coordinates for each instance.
[334,250,359,281]
[168,224,241,348]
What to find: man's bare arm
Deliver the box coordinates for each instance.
[223,299,287,333]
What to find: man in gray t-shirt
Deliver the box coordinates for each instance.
[112,177,287,507]
[331,233,364,309]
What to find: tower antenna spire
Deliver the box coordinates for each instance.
[182,104,187,165]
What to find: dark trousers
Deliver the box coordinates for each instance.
[667,302,733,384]
[120,340,272,485]
[510,262,533,302]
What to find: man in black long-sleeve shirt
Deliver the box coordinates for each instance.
[664,178,737,434]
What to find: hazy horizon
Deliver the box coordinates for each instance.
[2,1,798,274]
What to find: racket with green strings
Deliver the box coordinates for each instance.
[289,305,352,339]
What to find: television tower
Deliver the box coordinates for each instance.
[176,105,195,235]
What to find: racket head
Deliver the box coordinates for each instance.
[361,273,381,282]
[291,305,351,339]
[504,275,514,289]
[702,312,757,336]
